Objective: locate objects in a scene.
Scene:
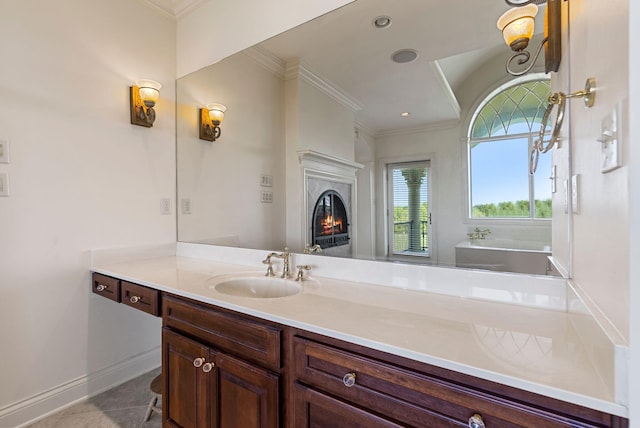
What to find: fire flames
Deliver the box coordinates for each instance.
[320,214,343,235]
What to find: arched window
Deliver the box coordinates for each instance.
[468,77,552,219]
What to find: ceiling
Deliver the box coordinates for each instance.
[151,0,547,133]
[256,0,546,134]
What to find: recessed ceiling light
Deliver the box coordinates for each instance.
[372,16,392,29]
[401,112,411,117]
[391,49,418,64]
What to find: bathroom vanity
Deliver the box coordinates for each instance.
[90,245,628,427]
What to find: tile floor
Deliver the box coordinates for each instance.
[27,368,162,428]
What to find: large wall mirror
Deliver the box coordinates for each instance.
[177,0,569,278]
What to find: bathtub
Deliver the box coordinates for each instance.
[455,239,554,275]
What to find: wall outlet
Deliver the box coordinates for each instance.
[160,198,172,215]
[0,172,8,196]
[260,190,273,203]
[0,139,9,163]
[181,198,192,215]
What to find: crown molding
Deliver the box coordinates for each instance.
[139,0,206,19]
[242,46,286,78]
[376,118,461,139]
[286,59,362,113]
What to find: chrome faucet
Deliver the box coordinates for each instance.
[261,252,279,277]
[270,248,292,278]
[468,227,491,240]
[304,244,323,254]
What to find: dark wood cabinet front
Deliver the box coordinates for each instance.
[217,353,279,428]
[162,297,280,428]
[291,334,627,428]
[163,328,213,428]
[92,273,120,302]
[293,382,406,428]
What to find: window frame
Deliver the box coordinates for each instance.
[383,158,435,262]
[465,75,552,223]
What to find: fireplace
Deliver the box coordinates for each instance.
[311,190,350,249]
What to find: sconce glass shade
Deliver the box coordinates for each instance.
[207,103,227,124]
[497,4,538,52]
[136,79,162,106]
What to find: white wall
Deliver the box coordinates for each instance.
[176,0,354,78]
[628,0,640,423]
[297,79,356,161]
[0,0,176,425]
[177,51,286,249]
[568,0,630,341]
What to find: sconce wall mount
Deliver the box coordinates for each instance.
[130,79,161,127]
[498,0,562,77]
[199,103,227,142]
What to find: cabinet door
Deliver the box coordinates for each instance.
[163,328,216,428]
[293,383,406,428]
[217,352,279,428]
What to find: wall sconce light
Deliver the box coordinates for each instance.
[130,79,162,127]
[497,0,562,76]
[199,103,227,142]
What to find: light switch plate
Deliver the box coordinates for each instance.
[260,174,273,187]
[260,190,273,203]
[571,174,579,214]
[181,198,192,215]
[563,179,568,214]
[0,172,9,196]
[0,139,9,163]
[600,101,622,173]
[160,198,172,215]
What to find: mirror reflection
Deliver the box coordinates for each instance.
[177,0,561,277]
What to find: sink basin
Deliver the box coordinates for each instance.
[209,274,303,298]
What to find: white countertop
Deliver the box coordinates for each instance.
[91,244,627,418]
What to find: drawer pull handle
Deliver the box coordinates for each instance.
[202,362,214,373]
[130,296,141,304]
[342,372,356,388]
[193,357,205,368]
[468,413,486,428]
[96,284,107,292]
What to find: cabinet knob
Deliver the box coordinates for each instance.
[468,413,486,428]
[96,284,107,292]
[129,296,141,304]
[202,362,215,373]
[193,357,205,368]
[342,372,357,388]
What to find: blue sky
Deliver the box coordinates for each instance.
[471,137,552,206]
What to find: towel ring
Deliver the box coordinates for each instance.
[530,78,596,174]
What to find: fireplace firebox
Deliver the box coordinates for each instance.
[311,190,349,249]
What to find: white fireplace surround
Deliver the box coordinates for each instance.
[298,150,363,256]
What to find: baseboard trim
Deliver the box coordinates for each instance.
[0,347,161,428]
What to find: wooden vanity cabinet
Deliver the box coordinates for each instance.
[91,273,161,316]
[161,294,281,428]
[149,289,626,428]
[92,273,121,302]
[289,331,628,428]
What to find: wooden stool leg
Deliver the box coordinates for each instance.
[143,395,157,422]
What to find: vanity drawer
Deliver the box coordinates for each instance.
[293,337,607,428]
[163,294,281,370]
[92,273,120,302]
[121,281,160,316]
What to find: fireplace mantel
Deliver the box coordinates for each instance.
[297,150,363,177]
